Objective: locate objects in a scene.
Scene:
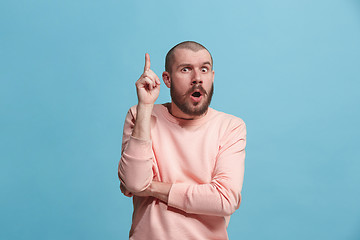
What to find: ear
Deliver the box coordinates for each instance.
[211,70,215,83]
[162,71,171,88]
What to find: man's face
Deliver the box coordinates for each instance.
[168,48,214,117]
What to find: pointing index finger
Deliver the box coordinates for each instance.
[144,53,150,72]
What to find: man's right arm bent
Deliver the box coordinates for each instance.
[118,53,160,193]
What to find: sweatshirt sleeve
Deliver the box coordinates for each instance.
[167,120,246,216]
[118,107,154,193]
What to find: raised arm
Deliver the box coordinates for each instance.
[118,53,160,193]
[132,53,160,140]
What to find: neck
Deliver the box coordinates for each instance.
[166,102,207,120]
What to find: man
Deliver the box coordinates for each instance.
[118,41,246,240]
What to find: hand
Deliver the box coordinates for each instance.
[135,53,161,105]
[120,182,152,198]
[120,182,133,197]
[121,181,170,203]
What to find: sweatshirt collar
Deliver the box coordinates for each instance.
[158,103,214,126]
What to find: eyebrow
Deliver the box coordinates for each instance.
[176,61,212,69]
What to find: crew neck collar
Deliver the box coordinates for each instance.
[158,103,214,126]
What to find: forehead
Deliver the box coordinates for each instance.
[172,48,212,66]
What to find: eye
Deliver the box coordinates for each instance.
[181,67,190,72]
[201,67,208,73]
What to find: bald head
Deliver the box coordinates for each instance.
[165,41,213,73]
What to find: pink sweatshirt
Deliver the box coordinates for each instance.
[118,104,246,240]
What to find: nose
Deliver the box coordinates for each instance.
[191,70,203,85]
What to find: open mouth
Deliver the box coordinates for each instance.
[191,91,202,98]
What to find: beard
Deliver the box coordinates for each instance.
[170,81,214,117]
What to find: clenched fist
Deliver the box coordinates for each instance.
[135,53,161,105]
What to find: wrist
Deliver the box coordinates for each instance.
[136,103,154,117]
[138,101,154,106]
[149,181,171,203]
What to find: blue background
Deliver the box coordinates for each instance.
[1,0,360,239]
